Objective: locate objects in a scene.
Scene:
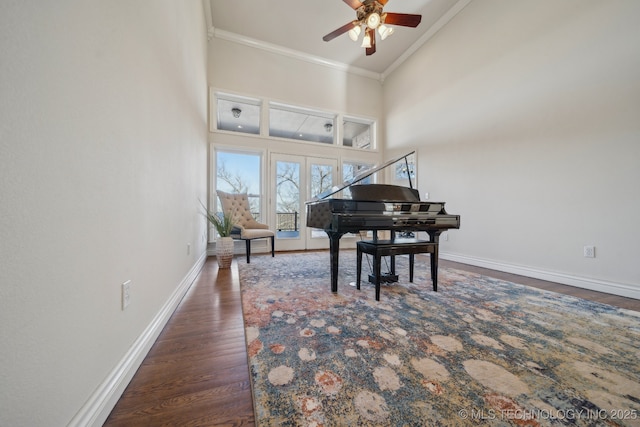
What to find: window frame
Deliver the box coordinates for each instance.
[211,146,267,240]
[211,89,377,152]
[213,91,262,135]
[268,101,336,145]
[342,115,376,150]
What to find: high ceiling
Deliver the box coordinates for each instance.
[208,0,470,77]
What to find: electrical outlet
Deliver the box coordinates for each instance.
[442,233,449,241]
[583,246,595,258]
[424,192,429,200]
[122,280,131,310]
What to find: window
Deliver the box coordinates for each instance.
[342,161,375,199]
[216,93,261,135]
[269,102,335,144]
[212,91,376,151]
[343,117,374,150]
[215,150,263,221]
[394,152,415,184]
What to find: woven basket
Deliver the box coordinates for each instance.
[216,237,234,268]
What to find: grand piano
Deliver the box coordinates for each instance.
[306,151,460,293]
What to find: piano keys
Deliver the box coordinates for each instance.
[305,151,460,293]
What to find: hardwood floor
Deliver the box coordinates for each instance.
[104,251,640,426]
[104,258,254,427]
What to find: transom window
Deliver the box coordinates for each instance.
[212,91,375,151]
[343,117,374,149]
[215,93,261,135]
[269,102,335,144]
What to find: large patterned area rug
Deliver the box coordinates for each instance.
[238,250,640,426]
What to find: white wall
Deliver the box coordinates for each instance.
[384,0,640,296]
[0,1,209,425]
[209,37,383,121]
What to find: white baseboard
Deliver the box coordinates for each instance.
[441,252,640,301]
[68,251,208,427]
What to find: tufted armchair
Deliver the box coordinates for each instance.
[216,190,275,263]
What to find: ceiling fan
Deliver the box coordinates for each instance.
[322,0,422,56]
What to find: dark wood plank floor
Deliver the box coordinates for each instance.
[104,257,254,427]
[104,251,640,426]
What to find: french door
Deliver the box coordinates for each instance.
[270,153,337,251]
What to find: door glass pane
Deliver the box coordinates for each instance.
[310,164,333,199]
[275,161,301,239]
[309,164,333,198]
[309,162,334,239]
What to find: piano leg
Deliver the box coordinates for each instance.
[428,231,441,292]
[356,247,362,290]
[327,232,343,293]
[431,244,439,291]
[389,230,396,277]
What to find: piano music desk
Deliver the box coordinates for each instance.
[356,238,438,301]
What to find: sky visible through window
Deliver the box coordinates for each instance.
[216,151,261,195]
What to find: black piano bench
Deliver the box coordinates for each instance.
[356,239,439,301]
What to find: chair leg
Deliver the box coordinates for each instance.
[245,239,251,263]
[270,236,275,257]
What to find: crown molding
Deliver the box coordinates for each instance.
[202,0,214,41]
[207,0,471,83]
[382,0,472,81]
[211,28,383,82]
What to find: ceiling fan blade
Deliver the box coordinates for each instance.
[323,21,357,42]
[383,12,422,28]
[343,0,363,10]
[366,28,376,56]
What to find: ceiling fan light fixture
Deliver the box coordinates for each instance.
[378,24,394,40]
[321,1,422,57]
[348,25,361,42]
[361,32,372,48]
[366,12,381,29]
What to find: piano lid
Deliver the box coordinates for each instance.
[309,151,415,202]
